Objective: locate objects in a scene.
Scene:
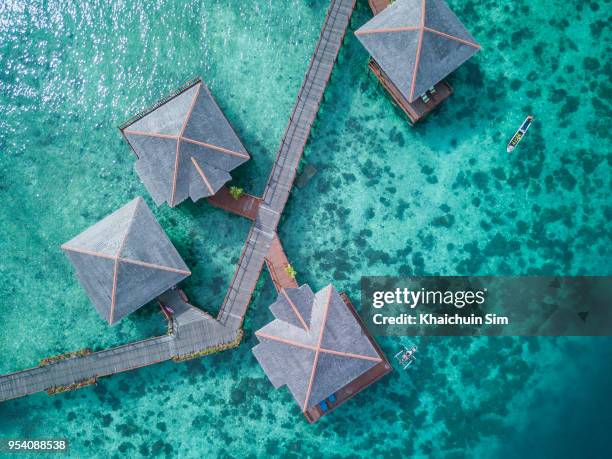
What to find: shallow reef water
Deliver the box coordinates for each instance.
[0,0,611,457]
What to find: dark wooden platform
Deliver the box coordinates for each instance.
[265,235,298,292]
[207,186,261,221]
[304,292,392,422]
[368,0,390,15]
[369,59,453,124]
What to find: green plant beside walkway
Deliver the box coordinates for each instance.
[229,186,244,200]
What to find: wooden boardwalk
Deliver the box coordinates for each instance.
[218,0,356,329]
[0,0,355,402]
[208,189,298,292]
[265,235,298,292]
[0,290,238,401]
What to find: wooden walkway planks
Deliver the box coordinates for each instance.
[207,186,261,221]
[262,0,355,219]
[0,0,356,403]
[0,335,174,401]
[0,290,239,401]
[217,0,356,329]
[265,235,298,292]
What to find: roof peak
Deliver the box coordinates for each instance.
[62,197,190,324]
[253,284,381,410]
[355,0,480,102]
[61,197,142,257]
[120,78,250,207]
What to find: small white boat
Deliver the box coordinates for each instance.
[507,115,533,153]
[395,345,417,370]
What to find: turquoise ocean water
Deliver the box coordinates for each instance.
[1,0,611,457]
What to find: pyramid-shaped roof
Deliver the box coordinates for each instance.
[119,78,250,207]
[62,197,191,324]
[356,0,480,102]
[252,284,382,411]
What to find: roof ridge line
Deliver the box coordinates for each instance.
[320,348,382,362]
[355,25,421,36]
[302,286,333,411]
[113,199,191,275]
[122,130,179,140]
[118,257,191,275]
[255,331,317,351]
[109,257,120,324]
[198,82,250,157]
[181,136,249,159]
[256,330,380,361]
[116,198,142,259]
[408,0,427,102]
[170,84,202,206]
[109,199,140,324]
[190,156,215,195]
[423,26,480,48]
[281,288,310,332]
[60,245,115,260]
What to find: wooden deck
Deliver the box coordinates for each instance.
[0,290,238,402]
[304,292,391,423]
[369,59,453,124]
[0,0,356,403]
[265,235,298,291]
[365,1,453,124]
[368,0,390,15]
[207,186,261,220]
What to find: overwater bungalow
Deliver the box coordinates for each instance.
[356,0,480,123]
[61,197,191,325]
[253,284,391,423]
[0,0,362,404]
[119,78,250,207]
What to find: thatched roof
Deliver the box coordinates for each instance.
[120,78,249,207]
[253,284,382,410]
[356,0,480,102]
[62,197,190,324]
